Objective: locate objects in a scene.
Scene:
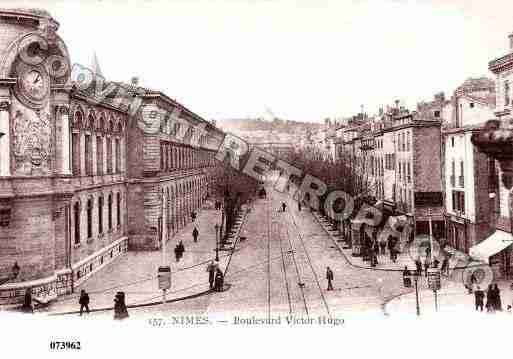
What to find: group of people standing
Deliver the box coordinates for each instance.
[206,261,225,292]
[363,236,400,267]
[474,284,503,312]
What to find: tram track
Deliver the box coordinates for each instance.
[287,206,332,317]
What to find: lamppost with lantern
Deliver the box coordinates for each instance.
[214,223,220,262]
[0,262,20,286]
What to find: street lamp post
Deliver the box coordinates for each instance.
[215,223,220,262]
[414,274,420,316]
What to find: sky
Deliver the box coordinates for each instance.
[2,0,513,122]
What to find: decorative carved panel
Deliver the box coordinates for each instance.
[11,97,53,175]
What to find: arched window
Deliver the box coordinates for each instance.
[87,198,93,239]
[108,193,113,231]
[98,195,104,234]
[117,192,121,227]
[74,202,81,244]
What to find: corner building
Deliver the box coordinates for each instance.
[0,8,224,304]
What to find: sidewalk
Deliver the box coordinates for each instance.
[43,203,247,315]
[385,278,513,316]
[313,211,484,273]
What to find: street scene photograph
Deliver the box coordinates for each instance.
[1,0,513,357]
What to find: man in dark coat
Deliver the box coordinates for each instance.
[415,257,422,276]
[191,211,197,222]
[206,261,216,289]
[22,288,33,313]
[114,291,129,320]
[474,286,485,311]
[214,268,224,292]
[298,201,302,212]
[326,266,334,291]
[192,227,199,243]
[79,289,90,315]
[281,202,287,212]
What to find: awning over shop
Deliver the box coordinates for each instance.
[469,230,513,262]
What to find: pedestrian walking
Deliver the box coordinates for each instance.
[486,284,495,312]
[281,202,287,212]
[174,241,185,262]
[403,266,412,288]
[113,291,129,320]
[298,201,302,212]
[441,256,449,276]
[493,284,502,311]
[206,261,216,289]
[191,211,197,222]
[21,288,33,313]
[474,286,485,311]
[415,257,422,277]
[79,289,90,316]
[192,227,199,243]
[326,266,334,291]
[214,268,224,292]
[425,245,431,260]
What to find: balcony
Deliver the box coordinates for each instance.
[471,119,513,189]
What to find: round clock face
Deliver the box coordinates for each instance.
[15,66,50,108]
[21,69,49,100]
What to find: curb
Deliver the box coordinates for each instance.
[47,206,251,317]
[312,212,488,273]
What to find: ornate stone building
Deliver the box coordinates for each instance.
[0,8,224,305]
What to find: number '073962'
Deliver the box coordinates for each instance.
[49,341,81,350]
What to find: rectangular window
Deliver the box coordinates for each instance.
[160,143,164,170]
[96,136,103,175]
[87,199,93,239]
[98,196,103,234]
[107,137,112,174]
[108,195,113,231]
[74,202,80,244]
[115,139,121,173]
[459,161,465,187]
[85,134,92,175]
[117,193,121,227]
[452,190,465,214]
[72,133,81,175]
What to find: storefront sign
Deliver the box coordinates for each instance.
[414,192,443,207]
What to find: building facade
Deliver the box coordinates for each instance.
[0,8,225,304]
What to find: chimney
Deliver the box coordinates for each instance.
[131,76,139,85]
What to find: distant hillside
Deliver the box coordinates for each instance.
[217,118,323,134]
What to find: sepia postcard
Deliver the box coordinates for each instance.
[1,0,513,357]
